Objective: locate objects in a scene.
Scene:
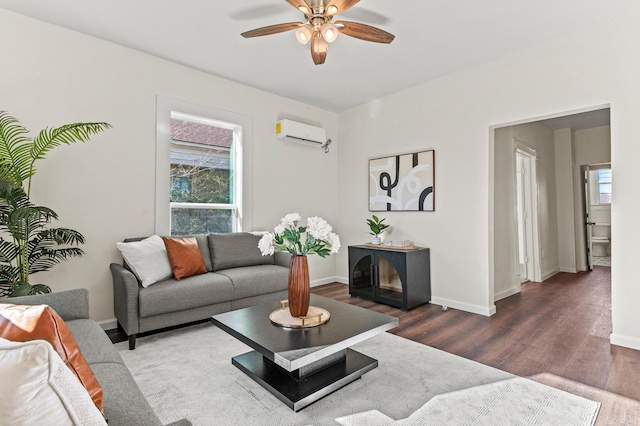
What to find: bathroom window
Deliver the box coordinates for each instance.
[598,169,612,204]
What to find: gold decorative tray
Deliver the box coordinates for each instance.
[365,243,420,250]
[269,300,330,329]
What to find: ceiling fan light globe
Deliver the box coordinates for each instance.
[295,25,313,45]
[312,31,328,54]
[321,23,339,43]
[326,5,338,15]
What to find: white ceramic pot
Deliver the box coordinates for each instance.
[371,236,382,245]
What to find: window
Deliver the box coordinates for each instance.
[598,169,612,204]
[156,96,253,235]
[169,112,238,235]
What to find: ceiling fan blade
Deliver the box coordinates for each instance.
[325,0,360,15]
[286,0,312,14]
[334,20,395,43]
[311,32,328,65]
[241,22,302,38]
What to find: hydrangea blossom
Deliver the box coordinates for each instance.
[258,212,340,258]
[306,216,332,240]
[327,232,341,255]
[258,232,275,256]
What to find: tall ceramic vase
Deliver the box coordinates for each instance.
[288,255,310,317]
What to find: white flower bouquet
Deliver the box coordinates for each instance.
[258,213,340,258]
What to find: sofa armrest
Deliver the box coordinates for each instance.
[7,288,90,321]
[110,263,141,336]
[274,252,292,268]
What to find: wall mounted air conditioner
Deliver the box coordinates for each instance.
[275,119,327,148]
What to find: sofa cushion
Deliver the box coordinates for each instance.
[162,237,207,280]
[208,232,274,271]
[66,319,124,366]
[194,234,213,272]
[216,265,289,299]
[138,273,234,318]
[0,338,107,426]
[0,304,104,413]
[90,362,163,426]
[116,235,173,287]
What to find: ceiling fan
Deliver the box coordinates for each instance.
[241,0,395,65]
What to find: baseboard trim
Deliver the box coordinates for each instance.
[610,333,640,351]
[311,276,342,287]
[430,296,496,317]
[335,276,348,285]
[494,287,520,302]
[559,267,578,273]
[542,269,560,281]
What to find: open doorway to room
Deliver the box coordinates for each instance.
[491,107,611,303]
[583,164,612,269]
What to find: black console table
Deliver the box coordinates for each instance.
[348,245,430,310]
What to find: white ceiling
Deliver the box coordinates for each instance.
[2,1,640,112]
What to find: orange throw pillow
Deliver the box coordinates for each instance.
[162,237,207,280]
[0,304,104,413]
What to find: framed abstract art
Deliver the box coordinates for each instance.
[369,150,435,212]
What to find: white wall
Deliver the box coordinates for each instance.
[337,13,640,349]
[555,128,577,272]
[493,122,559,301]
[0,9,339,324]
[4,8,640,351]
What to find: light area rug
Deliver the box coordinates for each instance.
[528,373,640,426]
[335,377,600,425]
[115,323,599,426]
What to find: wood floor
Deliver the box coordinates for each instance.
[312,266,640,404]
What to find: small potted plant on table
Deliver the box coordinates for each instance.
[367,215,390,245]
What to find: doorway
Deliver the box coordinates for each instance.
[514,143,541,285]
[491,106,611,304]
[583,164,612,269]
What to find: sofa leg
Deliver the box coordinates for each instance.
[128,334,137,350]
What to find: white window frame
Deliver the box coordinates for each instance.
[156,96,253,235]
[597,168,612,205]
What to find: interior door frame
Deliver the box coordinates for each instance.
[581,162,612,271]
[513,138,542,284]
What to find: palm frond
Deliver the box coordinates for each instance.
[5,206,55,241]
[30,247,84,274]
[31,122,112,161]
[0,239,18,263]
[0,111,33,186]
[39,227,85,245]
[0,264,19,282]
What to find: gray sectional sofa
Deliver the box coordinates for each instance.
[10,289,190,426]
[110,232,290,349]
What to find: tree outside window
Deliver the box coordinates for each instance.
[169,116,238,235]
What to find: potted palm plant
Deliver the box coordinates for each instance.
[0,111,111,296]
[367,214,390,244]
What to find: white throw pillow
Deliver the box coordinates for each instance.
[116,235,173,287]
[0,338,107,426]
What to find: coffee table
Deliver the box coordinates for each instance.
[211,294,398,411]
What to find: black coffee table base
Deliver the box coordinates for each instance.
[232,348,377,411]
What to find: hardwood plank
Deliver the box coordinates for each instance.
[312,265,640,419]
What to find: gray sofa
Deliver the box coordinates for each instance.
[10,289,190,426]
[111,232,290,350]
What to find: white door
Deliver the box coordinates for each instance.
[583,166,594,270]
[515,151,536,283]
